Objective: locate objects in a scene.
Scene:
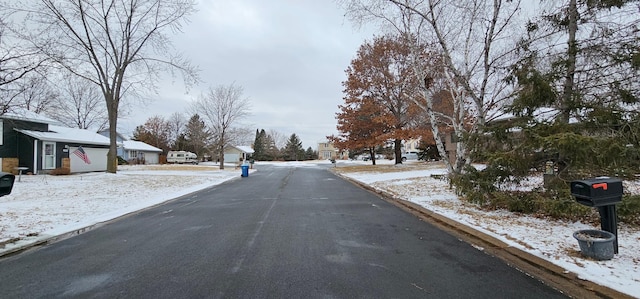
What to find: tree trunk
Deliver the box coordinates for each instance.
[560,0,578,124]
[394,139,402,164]
[106,98,118,173]
[218,143,225,170]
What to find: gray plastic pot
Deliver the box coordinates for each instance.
[573,229,616,260]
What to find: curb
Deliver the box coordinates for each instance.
[333,170,633,299]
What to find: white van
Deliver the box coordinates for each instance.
[166,151,198,164]
[401,151,419,162]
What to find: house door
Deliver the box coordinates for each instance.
[43,142,56,169]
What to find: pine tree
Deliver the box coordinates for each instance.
[474,0,640,189]
[173,133,188,151]
[184,114,211,160]
[283,133,304,161]
[252,129,268,161]
[305,147,316,160]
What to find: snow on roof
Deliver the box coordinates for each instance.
[234,145,255,154]
[1,108,61,125]
[123,140,162,152]
[488,107,579,124]
[16,125,110,146]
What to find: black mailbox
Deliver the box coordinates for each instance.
[571,177,623,254]
[570,178,623,207]
[0,172,16,197]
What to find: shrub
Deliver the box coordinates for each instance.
[461,188,597,223]
[117,156,128,165]
[618,195,640,226]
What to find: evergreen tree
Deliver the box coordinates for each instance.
[463,0,640,195]
[173,133,188,151]
[184,114,211,160]
[252,129,268,161]
[305,147,316,160]
[283,133,304,161]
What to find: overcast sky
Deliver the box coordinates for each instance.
[118,1,375,149]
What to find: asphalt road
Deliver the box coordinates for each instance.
[0,164,568,298]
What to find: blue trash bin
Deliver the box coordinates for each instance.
[241,165,249,177]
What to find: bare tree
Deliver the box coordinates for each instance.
[267,129,287,150]
[167,112,186,145]
[12,0,199,173]
[192,83,251,169]
[0,16,49,113]
[341,0,523,175]
[16,75,58,113]
[44,75,107,129]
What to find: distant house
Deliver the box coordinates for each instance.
[122,140,162,164]
[402,138,421,152]
[223,145,254,164]
[317,141,348,160]
[97,129,162,164]
[1,109,110,174]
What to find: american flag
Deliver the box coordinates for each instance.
[73,146,91,164]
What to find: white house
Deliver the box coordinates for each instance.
[122,140,162,164]
[97,129,162,164]
[223,145,254,164]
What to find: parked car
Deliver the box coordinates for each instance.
[401,151,419,162]
[166,151,198,164]
[362,154,385,161]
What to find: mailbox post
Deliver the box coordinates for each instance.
[570,177,622,254]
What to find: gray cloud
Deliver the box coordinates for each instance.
[120,1,374,149]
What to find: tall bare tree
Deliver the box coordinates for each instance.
[167,112,186,147]
[16,75,58,114]
[0,17,49,113]
[46,75,107,129]
[192,83,251,169]
[11,0,199,172]
[267,129,287,151]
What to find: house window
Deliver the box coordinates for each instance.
[129,150,138,158]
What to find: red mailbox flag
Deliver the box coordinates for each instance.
[592,183,608,190]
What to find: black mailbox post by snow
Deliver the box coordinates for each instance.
[0,172,16,197]
[570,177,622,254]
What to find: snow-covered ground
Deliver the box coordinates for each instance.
[0,160,638,297]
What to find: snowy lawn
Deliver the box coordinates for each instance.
[0,163,243,251]
[0,159,638,297]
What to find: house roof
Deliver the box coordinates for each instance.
[123,140,162,152]
[228,145,254,154]
[16,125,111,146]
[97,129,128,141]
[488,107,580,125]
[1,108,61,125]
